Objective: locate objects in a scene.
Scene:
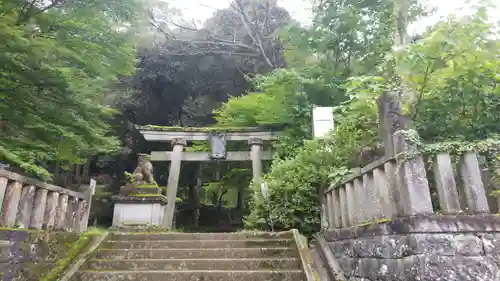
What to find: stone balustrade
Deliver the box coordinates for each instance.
[0,169,91,232]
[323,151,491,230]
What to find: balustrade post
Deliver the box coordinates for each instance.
[363,173,376,220]
[30,188,48,229]
[384,161,401,216]
[321,194,329,230]
[1,181,22,227]
[65,197,78,231]
[332,189,342,228]
[326,190,335,229]
[459,152,490,213]
[373,167,393,218]
[345,182,355,225]
[433,153,461,214]
[396,155,434,216]
[17,185,36,228]
[353,178,364,223]
[55,194,69,230]
[338,187,348,227]
[44,191,60,230]
[74,200,84,232]
[0,177,8,212]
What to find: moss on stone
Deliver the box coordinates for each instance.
[376,218,392,224]
[0,227,38,233]
[0,229,82,281]
[137,184,160,188]
[130,193,163,197]
[40,232,102,281]
[136,125,279,133]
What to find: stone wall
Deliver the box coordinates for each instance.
[0,229,80,281]
[323,215,500,281]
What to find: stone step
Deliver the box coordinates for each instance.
[93,248,298,259]
[83,258,302,271]
[103,239,295,249]
[108,231,293,241]
[72,270,305,281]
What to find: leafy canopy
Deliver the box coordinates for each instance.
[0,0,142,178]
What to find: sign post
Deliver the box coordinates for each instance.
[89,178,96,196]
[312,106,334,138]
[261,181,269,197]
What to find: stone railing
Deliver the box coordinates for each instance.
[322,151,491,230]
[0,169,91,232]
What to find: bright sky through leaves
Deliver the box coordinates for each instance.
[169,0,499,34]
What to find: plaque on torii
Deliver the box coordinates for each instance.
[209,132,226,159]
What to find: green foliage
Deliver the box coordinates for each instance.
[200,167,251,207]
[244,84,381,235]
[214,69,313,127]
[240,1,500,235]
[0,0,141,179]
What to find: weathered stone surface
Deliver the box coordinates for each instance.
[329,239,354,259]
[337,256,355,277]
[422,255,500,281]
[84,258,302,271]
[72,270,305,281]
[408,234,458,256]
[103,239,295,249]
[321,218,500,281]
[44,191,60,230]
[74,231,308,281]
[16,185,36,228]
[482,233,500,256]
[0,229,79,281]
[30,188,48,229]
[324,215,500,241]
[1,181,23,227]
[352,235,411,258]
[455,234,484,256]
[55,194,69,230]
[109,231,293,241]
[94,248,298,259]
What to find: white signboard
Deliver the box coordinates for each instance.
[89,178,97,195]
[260,181,269,197]
[312,106,334,138]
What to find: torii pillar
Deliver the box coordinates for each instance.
[249,138,263,184]
[164,138,186,229]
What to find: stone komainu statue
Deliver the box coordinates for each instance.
[119,154,155,196]
[132,154,154,185]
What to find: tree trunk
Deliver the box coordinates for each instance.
[394,0,410,48]
[236,187,244,210]
[82,156,92,183]
[75,164,82,186]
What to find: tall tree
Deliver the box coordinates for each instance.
[0,0,142,178]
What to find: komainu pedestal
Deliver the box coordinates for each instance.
[112,154,168,228]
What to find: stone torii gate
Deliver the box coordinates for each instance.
[137,126,280,229]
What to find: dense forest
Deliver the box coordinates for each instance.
[0,0,499,233]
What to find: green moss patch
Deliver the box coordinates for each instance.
[40,231,102,281]
[137,184,160,188]
[136,125,280,133]
[131,193,163,197]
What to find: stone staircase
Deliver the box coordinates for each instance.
[70,231,308,281]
